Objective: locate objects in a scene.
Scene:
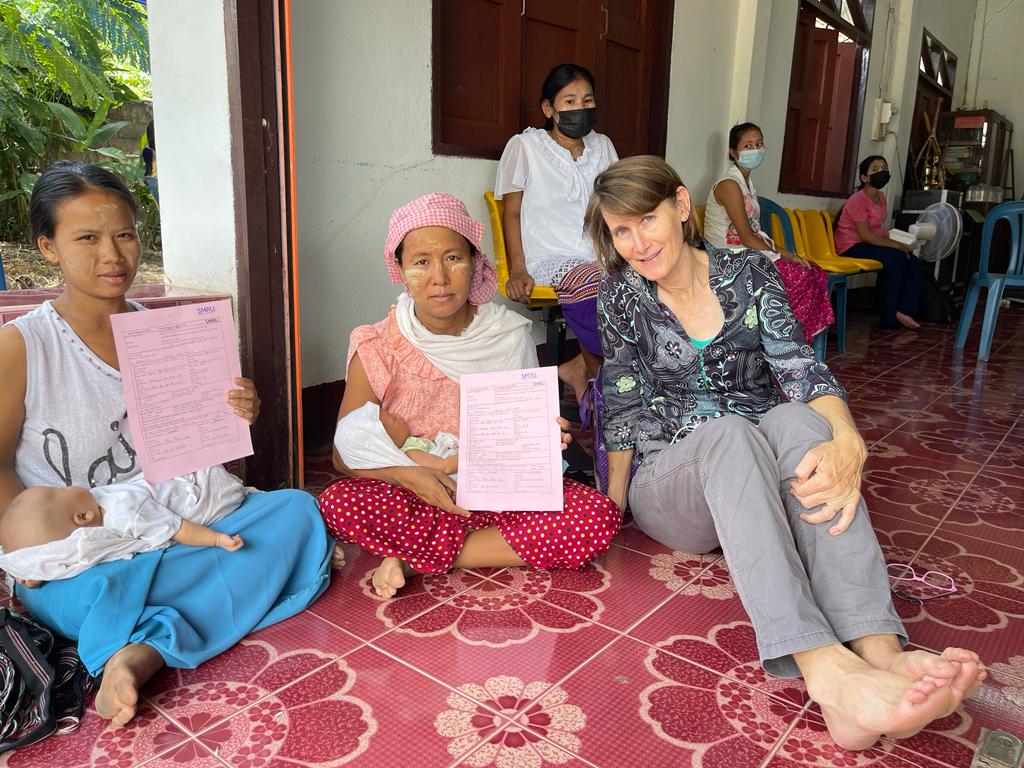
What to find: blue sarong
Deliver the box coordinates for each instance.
[16,489,332,676]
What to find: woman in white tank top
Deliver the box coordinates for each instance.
[0,162,331,728]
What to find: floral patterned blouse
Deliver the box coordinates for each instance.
[597,244,847,463]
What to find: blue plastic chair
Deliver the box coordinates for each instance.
[0,254,7,291]
[758,196,847,361]
[954,200,1024,361]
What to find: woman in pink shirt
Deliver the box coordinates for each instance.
[835,156,923,329]
[317,193,620,599]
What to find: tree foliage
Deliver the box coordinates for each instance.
[0,0,151,242]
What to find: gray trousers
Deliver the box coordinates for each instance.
[629,402,906,677]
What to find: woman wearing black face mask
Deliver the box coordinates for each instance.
[495,63,618,402]
[835,156,923,329]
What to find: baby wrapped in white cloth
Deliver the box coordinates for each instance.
[0,466,248,584]
[334,402,459,476]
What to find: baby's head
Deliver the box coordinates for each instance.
[379,407,412,447]
[0,486,102,553]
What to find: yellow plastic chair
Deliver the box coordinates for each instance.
[763,204,850,358]
[484,192,566,370]
[484,192,558,305]
[785,207,813,261]
[796,209,883,273]
[818,210,883,272]
[772,208,856,275]
[792,210,866,273]
[692,205,705,237]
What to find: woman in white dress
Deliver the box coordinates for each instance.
[495,63,618,401]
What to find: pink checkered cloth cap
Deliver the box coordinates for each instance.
[383,192,498,305]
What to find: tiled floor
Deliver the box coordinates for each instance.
[6,308,1024,767]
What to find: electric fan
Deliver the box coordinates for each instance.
[890,201,963,279]
[912,202,963,265]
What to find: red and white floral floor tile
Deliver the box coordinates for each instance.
[6,309,1024,767]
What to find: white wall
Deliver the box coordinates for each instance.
[147,0,238,297]
[663,0,741,201]
[970,0,1024,195]
[293,1,500,387]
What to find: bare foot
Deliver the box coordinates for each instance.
[557,354,588,404]
[852,637,985,700]
[799,644,967,751]
[95,644,164,728]
[896,311,921,329]
[372,557,414,599]
[941,648,987,699]
[216,533,244,552]
[812,663,959,750]
[330,544,347,569]
[851,636,957,686]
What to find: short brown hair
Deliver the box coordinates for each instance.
[584,155,701,273]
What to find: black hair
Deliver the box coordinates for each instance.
[145,120,156,151]
[29,161,138,245]
[394,236,477,265]
[858,155,887,188]
[540,63,596,130]
[728,122,762,158]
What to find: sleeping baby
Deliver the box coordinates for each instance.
[0,466,247,587]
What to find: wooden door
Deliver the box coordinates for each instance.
[520,1,598,127]
[433,0,673,158]
[434,0,522,158]
[781,7,838,192]
[800,27,839,190]
[595,0,656,158]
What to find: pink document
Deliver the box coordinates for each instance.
[111,300,253,483]
[456,366,564,512]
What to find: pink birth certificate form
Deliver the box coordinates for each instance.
[111,300,253,483]
[456,366,563,512]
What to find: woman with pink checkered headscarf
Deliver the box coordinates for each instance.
[318,193,620,598]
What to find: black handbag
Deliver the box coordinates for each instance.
[0,608,94,754]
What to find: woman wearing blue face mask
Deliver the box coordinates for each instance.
[495,63,618,402]
[704,122,835,344]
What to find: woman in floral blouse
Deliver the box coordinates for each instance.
[585,156,984,752]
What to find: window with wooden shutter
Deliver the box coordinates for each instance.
[779,0,875,197]
[433,0,674,160]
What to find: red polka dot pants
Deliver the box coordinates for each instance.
[317,477,621,574]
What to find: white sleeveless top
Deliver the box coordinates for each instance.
[11,301,143,489]
[703,163,778,261]
[495,127,618,285]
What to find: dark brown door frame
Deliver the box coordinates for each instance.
[223,0,300,489]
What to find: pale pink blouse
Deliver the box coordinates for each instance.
[346,306,459,438]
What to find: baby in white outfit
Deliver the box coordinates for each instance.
[335,402,460,476]
[0,466,247,586]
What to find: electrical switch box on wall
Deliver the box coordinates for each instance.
[871,98,893,140]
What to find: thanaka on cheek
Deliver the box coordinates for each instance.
[402,266,428,290]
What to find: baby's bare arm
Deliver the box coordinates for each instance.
[406,450,458,475]
[173,520,243,551]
